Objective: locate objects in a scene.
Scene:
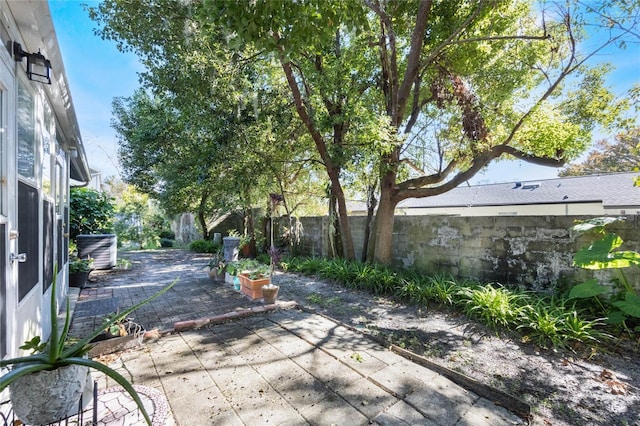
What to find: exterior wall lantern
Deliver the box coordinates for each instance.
[13,41,52,84]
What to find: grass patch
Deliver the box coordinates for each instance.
[306,292,342,308]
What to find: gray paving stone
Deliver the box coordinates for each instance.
[369,363,433,397]
[327,347,390,377]
[374,400,438,426]
[405,374,479,426]
[160,369,218,401]
[255,359,331,408]
[72,251,527,426]
[299,353,364,389]
[457,397,525,425]
[260,330,317,358]
[336,377,397,419]
[299,392,370,426]
[170,390,240,426]
[237,339,287,364]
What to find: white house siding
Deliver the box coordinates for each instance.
[0,0,89,378]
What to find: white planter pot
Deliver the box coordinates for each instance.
[10,363,91,425]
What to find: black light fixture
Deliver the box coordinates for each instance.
[13,41,52,84]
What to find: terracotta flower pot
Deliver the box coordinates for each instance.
[238,273,271,299]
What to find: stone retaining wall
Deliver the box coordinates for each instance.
[296,215,640,293]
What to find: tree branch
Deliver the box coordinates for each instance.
[395,0,432,126]
[448,34,551,45]
[395,144,565,201]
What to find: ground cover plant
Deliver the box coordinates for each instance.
[567,217,640,335]
[281,255,636,351]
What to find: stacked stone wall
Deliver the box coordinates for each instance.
[297,215,640,293]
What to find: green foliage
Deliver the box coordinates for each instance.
[573,232,640,270]
[560,128,640,176]
[158,230,175,239]
[0,268,178,426]
[518,300,566,348]
[459,284,527,330]
[68,257,94,274]
[518,298,607,349]
[427,274,465,306]
[570,217,640,333]
[69,187,115,240]
[19,336,47,354]
[567,279,608,299]
[287,255,612,350]
[226,258,270,279]
[613,293,640,319]
[189,240,220,254]
[159,238,174,248]
[116,258,132,270]
[109,180,171,250]
[90,0,639,265]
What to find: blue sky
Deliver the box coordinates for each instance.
[49,1,639,185]
[50,0,142,179]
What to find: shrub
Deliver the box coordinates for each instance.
[160,238,174,248]
[569,217,640,334]
[159,230,175,240]
[189,239,219,253]
[70,187,115,239]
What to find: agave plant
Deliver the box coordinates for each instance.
[0,265,177,425]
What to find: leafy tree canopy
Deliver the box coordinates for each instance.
[559,128,640,176]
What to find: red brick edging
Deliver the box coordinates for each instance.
[172,301,298,332]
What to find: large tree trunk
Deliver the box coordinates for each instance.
[327,193,342,259]
[373,191,397,264]
[361,183,378,262]
[332,178,354,259]
[373,166,399,264]
[197,191,210,239]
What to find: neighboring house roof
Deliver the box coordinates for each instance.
[397,172,640,210]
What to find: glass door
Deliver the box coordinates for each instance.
[0,51,15,359]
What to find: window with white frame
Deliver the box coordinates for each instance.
[17,79,35,180]
[42,101,53,197]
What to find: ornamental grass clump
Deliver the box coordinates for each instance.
[284,254,613,350]
[459,283,528,330]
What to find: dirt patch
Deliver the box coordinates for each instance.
[273,272,640,426]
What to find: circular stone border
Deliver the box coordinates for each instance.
[95,384,173,426]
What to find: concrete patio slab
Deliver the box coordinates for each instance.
[71,250,527,425]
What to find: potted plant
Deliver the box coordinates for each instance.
[0,266,176,425]
[206,248,225,281]
[232,259,271,300]
[225,261,242,291]
[88,315,145,358]
[68,256,94,288]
